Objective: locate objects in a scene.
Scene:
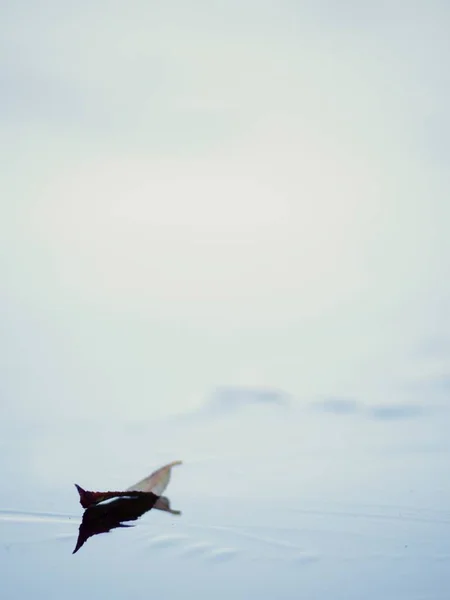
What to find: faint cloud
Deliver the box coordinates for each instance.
[368,404,426,421]
[202,386,291,416]
[310,397,361,415]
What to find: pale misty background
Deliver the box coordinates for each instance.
[2,1,449,424]
[1,2,450,599]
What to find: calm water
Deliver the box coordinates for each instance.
[1,401,449,599]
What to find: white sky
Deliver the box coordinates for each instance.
[1,1,449,420]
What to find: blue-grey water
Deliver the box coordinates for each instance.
[1,398,449,599]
